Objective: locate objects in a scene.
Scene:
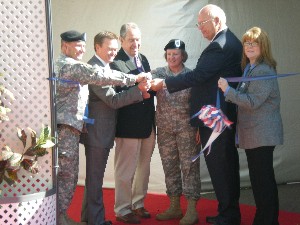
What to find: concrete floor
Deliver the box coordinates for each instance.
[201,182,300,213]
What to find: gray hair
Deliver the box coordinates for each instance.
[120,22,140,38]
[200,4,227,25]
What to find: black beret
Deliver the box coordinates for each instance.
[164,39,185,51]
[60,30,86,42]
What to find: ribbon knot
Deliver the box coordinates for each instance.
[191,105,233,161]
[197,105,233,133]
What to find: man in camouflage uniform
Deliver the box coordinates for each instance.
[152,39,200,225]
[55,30,149,225]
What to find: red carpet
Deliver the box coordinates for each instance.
[68,186,300,225]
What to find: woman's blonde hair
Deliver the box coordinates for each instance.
[241,27,277,71]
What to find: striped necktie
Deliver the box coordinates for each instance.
[134,56,144,72]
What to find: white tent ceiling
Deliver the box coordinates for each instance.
[51,0,300,192]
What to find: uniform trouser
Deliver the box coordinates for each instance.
[245,146,279,225]
[114,129,155,216]
[81,145,110,225]
[57,124,80,214]
[157,126,200,200]
[201,127,241,225]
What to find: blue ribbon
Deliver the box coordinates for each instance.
[192,145,206,162]
[191,111,201,119]
[190,72,300,120]
[47,77,79,84]
[226,72,300,83]
[190,72,300,161]
[83,105,94,124]
[191,90,221,119]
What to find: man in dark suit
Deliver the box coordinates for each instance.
[151,4,242,225]
[110,23,155,224]
[80,31,150,225]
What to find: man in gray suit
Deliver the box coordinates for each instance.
[81,31,150,225]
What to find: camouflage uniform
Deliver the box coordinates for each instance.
[55,54,137,214]
[57,124,80,213]
[152,66,201,200]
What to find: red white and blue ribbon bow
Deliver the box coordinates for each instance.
[195,105,233,133]
[191,105,233,162]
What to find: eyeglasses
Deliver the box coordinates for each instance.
[244,42,259,47]
[196,18,214,27]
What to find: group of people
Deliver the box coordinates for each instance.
[55,3,283,225]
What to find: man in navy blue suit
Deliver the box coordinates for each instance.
[151,4,242,225]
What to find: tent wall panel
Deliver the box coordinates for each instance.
[51,0,300,192]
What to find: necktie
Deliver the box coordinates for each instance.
[134,56,144,72]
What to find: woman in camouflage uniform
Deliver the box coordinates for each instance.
[152,39,201,225]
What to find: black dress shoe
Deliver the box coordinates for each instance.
[133,207,151,218]
[101,221,112,225]
[116,212,140,224]
[206,215,217,223]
